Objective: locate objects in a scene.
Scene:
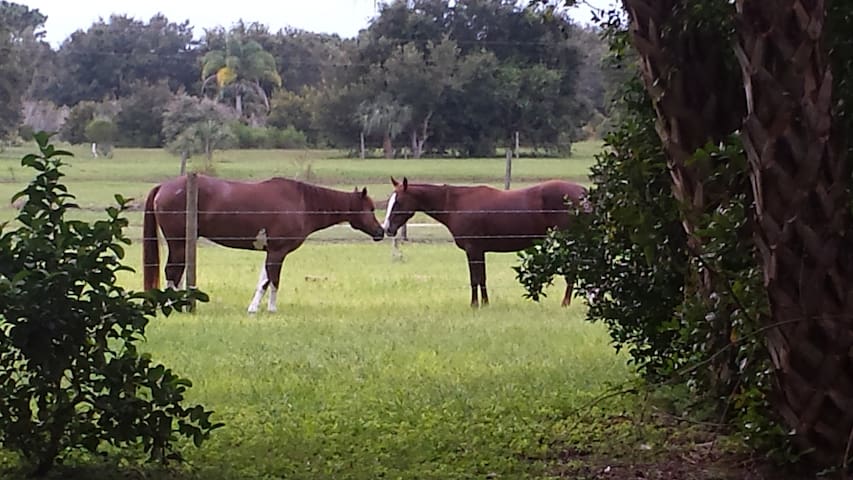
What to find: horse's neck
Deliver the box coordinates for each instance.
[302,185,350,231]
[416,184,451,225]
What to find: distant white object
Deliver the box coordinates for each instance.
[91,143,98,158]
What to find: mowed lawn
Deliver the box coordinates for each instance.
[0,142,635,479]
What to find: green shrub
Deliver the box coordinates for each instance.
[270,125,307,149]
[232,123,307,149]
[0,133,219,476]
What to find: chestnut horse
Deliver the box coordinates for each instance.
[143,175,384,313]
[382,177,589,307]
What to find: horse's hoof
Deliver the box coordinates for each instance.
[247,307,259,314]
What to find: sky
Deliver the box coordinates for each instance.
[20,0,618,47]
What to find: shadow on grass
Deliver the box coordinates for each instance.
[0,452,205,480]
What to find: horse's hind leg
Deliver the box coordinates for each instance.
[247,260,270,313]
[248,249,287,313]
[164,240,186,289]
[466,250,487,307]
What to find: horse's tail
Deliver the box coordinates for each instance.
[143,185,161,290]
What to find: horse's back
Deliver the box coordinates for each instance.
[535,180,587,210]
[445,180,586,252]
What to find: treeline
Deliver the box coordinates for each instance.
[2,0,609,157]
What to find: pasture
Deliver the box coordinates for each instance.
[0,141,645,479]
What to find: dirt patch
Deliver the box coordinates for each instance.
[551,443,797,480]
[546,414,809,480]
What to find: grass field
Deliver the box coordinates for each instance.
[0,141,643,479]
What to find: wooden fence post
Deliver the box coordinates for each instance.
[504,149,512,190]
[185,172,198,312]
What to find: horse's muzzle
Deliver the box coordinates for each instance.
[373,228,385,241]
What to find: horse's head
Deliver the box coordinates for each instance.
[348,187,384,241]
[383,177,416,237]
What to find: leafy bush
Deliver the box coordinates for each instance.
[84,118,118,158]
[232,123,307,149]
[0,133,219,476]
[269,125,308,149]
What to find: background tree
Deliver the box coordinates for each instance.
[162,94,236,173]
[340,0,590,156]
[357,95,412,158]
[114,81,174,147]
[84,118,118,157]
[201,31,281,118]
[0,1,46,140]
[43,14,197,106]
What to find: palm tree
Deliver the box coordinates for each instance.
[622,0,853,465]
[357,96,412,159]
[201,34,281,118]
[734,0,853,466]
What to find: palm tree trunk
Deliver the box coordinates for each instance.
[735,0,853,466]
[623,0,748,390]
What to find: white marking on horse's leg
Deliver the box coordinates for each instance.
[382,192,397,231]
[253,228,268,250]
[267,284,278,312]
[247,263,269,313]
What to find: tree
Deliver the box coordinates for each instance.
[44,14,197,106]
[347,0,589,156]
[357,95,412,158]
[114,81,174,147]
[378,38,468,158]
[84,118,118,157]
[519,0,853,468]
[162,94,236,173]
[0,133,219,476]
[267,88,316,141]
[201,31,281,118]
[0,1,46,139]
[60,101,97,144]
[733,0,853,465]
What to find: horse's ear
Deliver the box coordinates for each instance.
[391,176,399,187]
[402,177,408,191]
[361,187,368,198]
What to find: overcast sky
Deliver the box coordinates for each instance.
[20,0,618,47]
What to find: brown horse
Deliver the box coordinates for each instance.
[143,175,385,312]
[382,177,589,307]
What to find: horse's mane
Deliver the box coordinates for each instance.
[271,177,352,209]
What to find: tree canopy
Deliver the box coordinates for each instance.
[4,1,604,155]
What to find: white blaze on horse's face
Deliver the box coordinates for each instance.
[253,228,268,250]
[382,192,397,231]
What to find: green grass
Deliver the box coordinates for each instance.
[1,242,630,479]
[0,142,599,187]
[0,141,637,479]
